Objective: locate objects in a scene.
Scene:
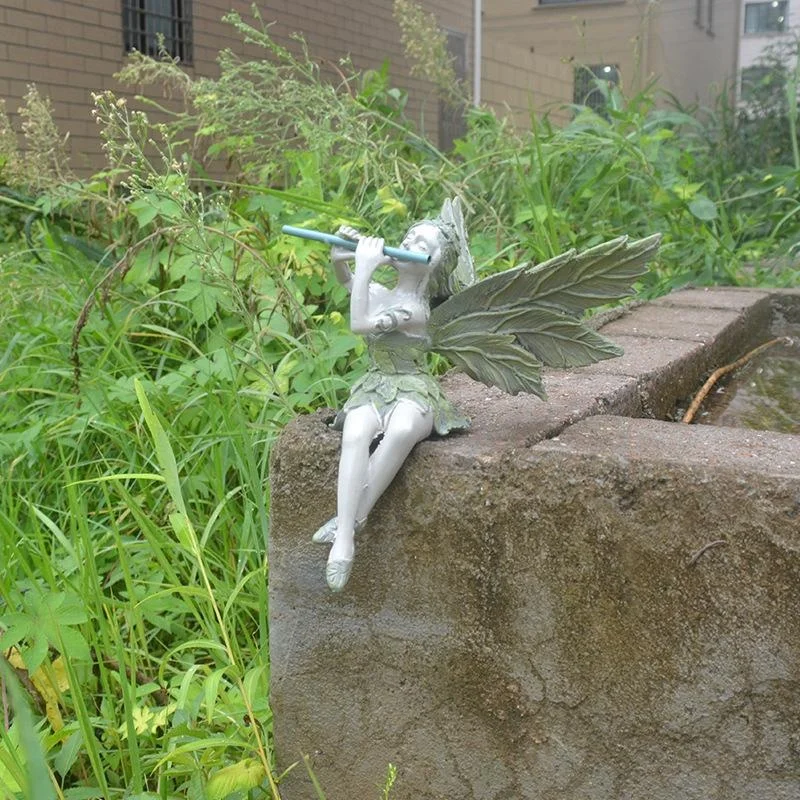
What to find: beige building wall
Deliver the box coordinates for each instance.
[482,0,740,124]
[0,0,473,175]
[484,0,653,101]
[481,39,572,127]
[648,0,740,107]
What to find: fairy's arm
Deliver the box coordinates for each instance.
[349,237,413,335]
[330,225,363,292]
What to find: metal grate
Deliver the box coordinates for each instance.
[123,0,193,64]
[573,64,620,115]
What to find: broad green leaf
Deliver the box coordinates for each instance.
[203,667,229,723]
[150,196,183,220]
[129,198,159,228]
[688,194,718,221]
[206,758,266,800]
[54,730,83,778]
[671,181,704,200]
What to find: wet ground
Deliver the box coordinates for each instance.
[694,326,800,434]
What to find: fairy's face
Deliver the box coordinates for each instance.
[399,223,443,268]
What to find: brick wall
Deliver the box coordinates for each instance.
[0,0,473,175]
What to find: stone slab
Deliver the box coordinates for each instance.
[437,369,641,451]
[270,416,800,800]
[649,287,772,311]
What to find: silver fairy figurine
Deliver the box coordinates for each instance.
[288,199,660,591]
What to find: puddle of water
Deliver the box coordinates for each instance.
[696,328,800,434]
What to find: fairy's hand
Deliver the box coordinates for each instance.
[331,225,361,263]
[354,236,391,277]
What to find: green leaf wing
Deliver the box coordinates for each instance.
[431,234,660,394]
[434,329,546,398]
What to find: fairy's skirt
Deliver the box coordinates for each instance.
[332,333,470,436]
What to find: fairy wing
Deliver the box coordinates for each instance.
[430,234,661,398]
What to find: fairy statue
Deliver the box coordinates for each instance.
[283,200,660,591]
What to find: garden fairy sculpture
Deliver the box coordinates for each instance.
[283,200,660,591]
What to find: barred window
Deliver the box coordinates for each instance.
[123,0,193,63]
[574,64,620,114]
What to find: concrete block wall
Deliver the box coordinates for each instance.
[0,0,472,175]
[269,288,800,799]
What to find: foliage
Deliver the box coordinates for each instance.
[393,0,464,105]
[705,33,800,172]
[0,7,799,799]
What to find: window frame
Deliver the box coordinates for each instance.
[122,0,194,64]
[743,1,789,35]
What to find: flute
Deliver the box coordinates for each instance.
[281,225,431,264]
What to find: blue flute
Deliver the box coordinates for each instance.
[281,225,431,264]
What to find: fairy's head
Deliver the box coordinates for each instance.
[398,198,474,303]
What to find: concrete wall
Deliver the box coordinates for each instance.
[0,0,473,175]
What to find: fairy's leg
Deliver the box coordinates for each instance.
[354,400,433,523]
[328,405,381,565]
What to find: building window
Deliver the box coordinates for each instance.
[744,1,788,34]
[740,64,784,103]
[574,64,620,114]
[123,0,193,63]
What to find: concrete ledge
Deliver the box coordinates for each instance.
[269,289,800,800]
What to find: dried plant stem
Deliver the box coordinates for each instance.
[682,337,788,424]
[687,539,727,567]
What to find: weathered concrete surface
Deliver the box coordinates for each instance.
[269,289,800,800]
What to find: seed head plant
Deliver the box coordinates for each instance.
[17,84,72,189]
[393,0,465,107]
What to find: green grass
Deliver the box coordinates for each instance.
[0,247,297,798]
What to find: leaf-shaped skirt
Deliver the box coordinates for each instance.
[332,335,470,436]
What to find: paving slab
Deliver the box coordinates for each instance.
[649,286,771,311]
